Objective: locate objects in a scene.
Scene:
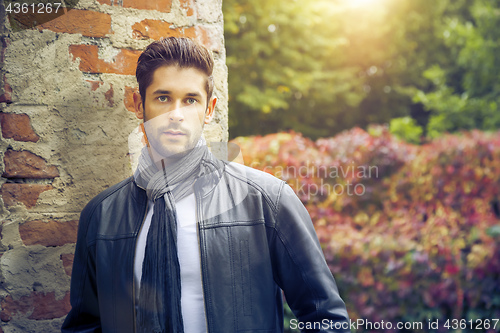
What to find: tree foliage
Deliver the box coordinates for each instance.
[224,0,500,141]
[412,0,500,138]
[224,0,364,139]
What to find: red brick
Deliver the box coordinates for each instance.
[0,79,12,104]
[19,220,78,247]
[0,38,8,63]
[124,86,137,112]
[104,84,114,107]
[60,254,74,276]
[125,0,172,11]
[0,295,31,322]
[84,80,114,106]
[85,80,103,91]
[196,26,212,50]
[69,45,141,75]
[0,113,39,142]
[1,183,52,208]
[0,40,9,104]
[97,0,173,13]
[1,292,71,321]
[8,7,66,30]
[132,19,198,41]
[3,150,59,179]
[12,9,112,38]
[179,0,195,16]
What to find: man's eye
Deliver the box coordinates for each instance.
[158,96,169,102]
[187,98,197,104]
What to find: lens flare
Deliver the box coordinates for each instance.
[347,0,380,8]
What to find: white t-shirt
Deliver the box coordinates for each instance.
[134,194,207,333]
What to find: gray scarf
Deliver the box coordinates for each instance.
[134,138,209,333]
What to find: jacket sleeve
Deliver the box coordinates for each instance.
[271,183,350,333]
[61,203,101,333]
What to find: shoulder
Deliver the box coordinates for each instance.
[78,176,146,238]
[223,162,286,203]
[78,176,148,243]
[81,177,136,217]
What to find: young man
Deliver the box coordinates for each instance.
[62,37,349,333]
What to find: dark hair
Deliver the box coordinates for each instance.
[136,37,214,107]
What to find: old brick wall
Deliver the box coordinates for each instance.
[0,0,227,331]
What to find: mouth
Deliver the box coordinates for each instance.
[163,130,186,137]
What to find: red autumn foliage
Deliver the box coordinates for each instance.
[231,126,500,331]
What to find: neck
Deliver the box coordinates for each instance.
[147,146,187,169]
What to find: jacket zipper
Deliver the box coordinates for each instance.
[132,203,149,333]
[195,191,210,333]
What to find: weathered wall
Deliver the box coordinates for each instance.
[0,0,227,331]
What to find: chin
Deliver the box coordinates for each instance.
[160,147,188,158]
[162,142,200,158]
[149,136,201,160]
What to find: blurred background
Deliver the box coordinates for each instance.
[224,0,500,331]
[224,0,500,142]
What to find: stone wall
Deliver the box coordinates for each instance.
[0,0,227,331]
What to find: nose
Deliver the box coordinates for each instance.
[168,104,184,122]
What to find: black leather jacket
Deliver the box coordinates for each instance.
[62,159,349,332]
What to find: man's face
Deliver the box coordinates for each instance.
[134,65,216,162]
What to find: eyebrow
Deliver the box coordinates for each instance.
[152,90,202,98]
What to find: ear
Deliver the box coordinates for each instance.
[133,91,144,120]
[204,96,217,124]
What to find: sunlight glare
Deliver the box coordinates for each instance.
[347,0,379,8]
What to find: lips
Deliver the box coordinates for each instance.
[163,130,185,136]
